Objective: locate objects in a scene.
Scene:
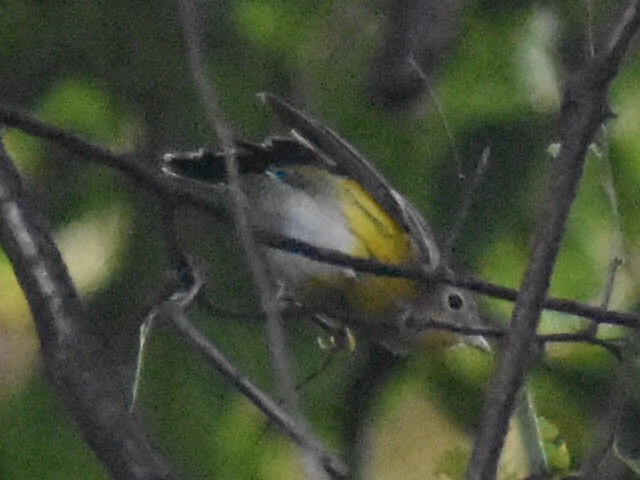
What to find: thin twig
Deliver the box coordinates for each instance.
[158,264,348,479]
[578,355,637,477]
[445,146,491,255]
[601,256,623,310]
[175,2,329,479]
[176,0,293,405]
[576,7,630,472]
[192,300,625,358]
[466,1,640,478]
[418,319,622,358]
[256,228,640,329]
[422,70,463,179]
[598,131,624,312]
[0,102,229,216]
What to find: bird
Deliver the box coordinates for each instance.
[161,93,488,354]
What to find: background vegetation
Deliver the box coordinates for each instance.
[1,0,640,478]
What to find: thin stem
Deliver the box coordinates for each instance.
[175,2,328,478]
[160,264,348,479]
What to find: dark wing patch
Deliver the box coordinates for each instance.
[162,138,321,183]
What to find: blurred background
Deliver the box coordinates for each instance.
[1,0,640,478]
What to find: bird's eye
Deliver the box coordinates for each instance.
[447,292,464,310]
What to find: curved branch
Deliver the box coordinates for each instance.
[152,262,348,478]
[0,138,178,479]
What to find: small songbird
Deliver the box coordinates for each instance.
[162,93,487,353]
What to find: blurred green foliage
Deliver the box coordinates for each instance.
[1,1,640,479]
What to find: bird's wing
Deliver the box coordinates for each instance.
[260,92,440,269]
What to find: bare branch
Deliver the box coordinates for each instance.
[150,263,348,479]
[175,2,331,478]
[257,228,640,330]
[466,1,640,478]
[0,138,178,480]
[0,102,229,217]
[0,104,160,190]
[1,104,638,332]
[419,319,622,358]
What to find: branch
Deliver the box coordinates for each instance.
[1,105,638,332]
[177,0,302,417]
[466,1,640,478]
[256,228,640,330]
[151,263,348,479]
[579,353,638,476]
[0,138,178,479]
[0,103,229,217]
[175,2,330,479]
[445,146,491,255]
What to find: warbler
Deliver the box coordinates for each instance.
[162,93,487,353]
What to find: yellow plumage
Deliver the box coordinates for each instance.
[336,177,418,318]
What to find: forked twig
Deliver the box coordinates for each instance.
[143,262,349,479]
